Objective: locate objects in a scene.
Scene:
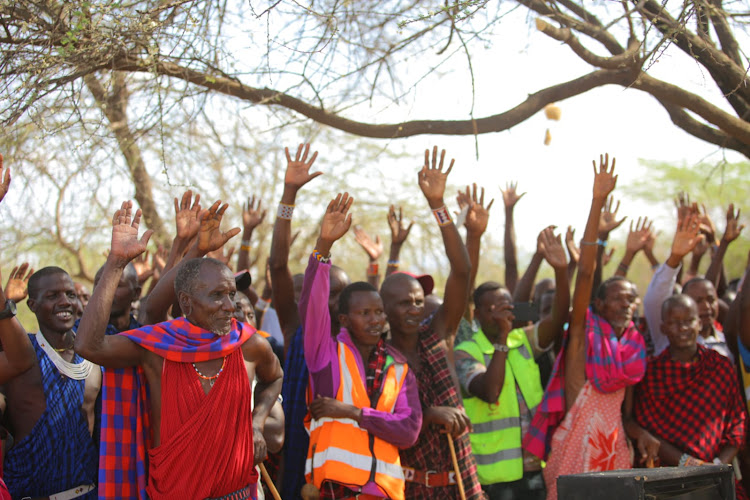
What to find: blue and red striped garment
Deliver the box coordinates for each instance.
[523,308,646,460]
[99,317,253,500]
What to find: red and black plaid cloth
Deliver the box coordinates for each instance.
[635,344,746,461]
[400,325,484,500]
[320,337,388,499]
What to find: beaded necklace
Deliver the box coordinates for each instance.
[192,356,226,387]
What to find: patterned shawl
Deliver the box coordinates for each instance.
[523,308,646,460]
[99,317,253,500]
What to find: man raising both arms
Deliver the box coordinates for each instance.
[75,200,283,500]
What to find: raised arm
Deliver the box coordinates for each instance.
[4,263,34,303]
[565,226,580,283]
[237,195,266,272]
[501,182,525,293]
[614,217,652,278]
[419,146,470,343]
[592,196,626,300]
[513,227,550,303]
[565,154,618,411]
[736,253,750,351]
[706,203,744,293]
[269,143,321,352]
[0,157,36,382]
[536,227,570,350]
[140,200,239,325]
[462,184,493,318]
[353,225,383,288]
[385,205,413,277]
[74,201,153,368]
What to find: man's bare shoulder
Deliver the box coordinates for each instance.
[240,332,273,362]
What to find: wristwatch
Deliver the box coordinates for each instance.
[493,343,510,353]
[0,299,17,320]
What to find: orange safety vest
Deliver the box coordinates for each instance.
[305,343,409,500]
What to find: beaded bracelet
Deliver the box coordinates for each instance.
[367,262,379,276]
[240,245,251,252]
[277,203,295,220]
[596,239,607,247]
[432,205,452,226]
[312,249,330,263]
[617,263,629,273]
[387,260,399,268]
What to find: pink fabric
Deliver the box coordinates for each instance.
[543,381,633,500]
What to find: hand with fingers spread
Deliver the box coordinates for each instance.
[388,205,414,246]
[625,217,654,256]
[174,190,202,241]
[722,203,745,243]
[418,145,454,207]
[318,193,354,250]
[501,181,526,210]
[132,251,154,285]
[666,213,705,268]
[601,247,616,267]
[242,195,267,232]
[464,183,494,237]
[598,196,626,240]
[353,226,382,262]
[152,245,168,280]
[197,201,241,255]
[207,245,236,266]
[0,154,11,205]
[539,227,567,270]
[4,263,34,302]
[284,143,322,191]
[109,200,155,266]
[592,153,618,200]
[698,204,718,244]
[674,192,698,225]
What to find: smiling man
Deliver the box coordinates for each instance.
[75,201,282,500]
[300,193,421,500]
[626,294,746,498]
[1,266,101,500]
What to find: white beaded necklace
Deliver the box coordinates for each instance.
[35,332,95,380]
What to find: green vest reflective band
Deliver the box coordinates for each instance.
[456,328,544,484]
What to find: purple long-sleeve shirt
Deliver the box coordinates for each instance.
[299,254,422,453]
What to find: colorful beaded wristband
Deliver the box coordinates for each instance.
[432,205,452,226]
[367,262,379,276]
[312,249,330,263]
[277,203,295,220]
[387,260,399,268]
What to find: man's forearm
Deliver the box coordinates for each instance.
[513,252,543,303]
[253,377,283,432]
[504,207,518,292]
[75,258,125,359]
[236,227,255,271]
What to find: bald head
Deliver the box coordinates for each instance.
[380,273,419,304]
[661,294,698,319]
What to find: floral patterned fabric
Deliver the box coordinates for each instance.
[542,381,632,500]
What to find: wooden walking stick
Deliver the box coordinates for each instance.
[446,433,467,500]
[259,463,282,500]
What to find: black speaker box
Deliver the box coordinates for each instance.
[557,465,735,500]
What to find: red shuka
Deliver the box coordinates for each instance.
[146,347,257,498]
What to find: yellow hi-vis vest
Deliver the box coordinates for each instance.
[305,342,409,500]
[456,328,544,484]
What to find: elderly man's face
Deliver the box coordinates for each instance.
[184,264,237,336]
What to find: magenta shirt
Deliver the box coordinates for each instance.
[299,255,422,495]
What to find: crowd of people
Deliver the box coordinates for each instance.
[0,145,747,500]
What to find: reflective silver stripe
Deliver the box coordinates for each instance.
[308,416,360,433]
[305,446,405,480]
[474,447,523,465]
[472,416,519,434]
[393,362,405,382]
[517,344,531,360]
[339,345,355,405]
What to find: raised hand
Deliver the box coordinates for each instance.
[722,203,745,243]
[152,244,168,281]
[538,227,567,270]
[132,250,154,284]
[242,195,267,231]
[319,193,354,244]
[418,146,454,205]
[388,205,414,246]
[598,196,626,238]
[284,143,322,190]
[174,190,202,241]
[592,153,618,200]
[698,204,717,244]
[110,201,154,265]
[674,191,694,224]
[4,262,33,302]
[0,154,10,204]
[353,226,383,261]
[464,183,494,236]
[625,216,653,255]
[565,226,580,264]
[601,247,615,267]
[197,201,241,255]
[671,213,705,259]
[501,181,525,210]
